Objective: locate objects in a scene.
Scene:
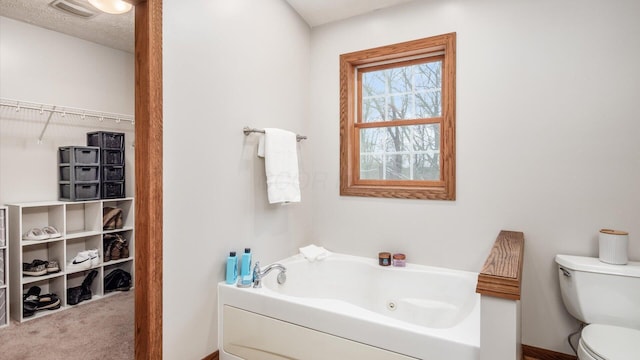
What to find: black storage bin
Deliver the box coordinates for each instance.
[87,131,125,149]
[59,146,100,165]
[102,166,125,181]
[102,181,125,199]
[60,182,100,201]
[102,149,124,165]
[60,166,100,182]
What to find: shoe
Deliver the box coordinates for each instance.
[88,249,100,267]
[103,234,117,262]
[46,260,61,274]
[110,235,126,260]
[23,260,48,276]
[103,207,123,230]
[104,269,132,292]
[67,286,83,305]
[67,270,98,305]
[67,251,92,271]
[23,288,60,316]
[121,238,129,259]
[35,293,61,310]
[42,225,61,239]
[22,228,48,241]
[81,270,98,301]
[23,286,41,317]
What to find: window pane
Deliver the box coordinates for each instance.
[360,59,442,122]
[362,72,386,96]
[415,61,442,91]
[388,94,412,120]
[363,97,385,122]
[415,61,442,118]
[415,90,441,118]
[389,67,412,93]
[360,154,383,179]
[360,124,440,181]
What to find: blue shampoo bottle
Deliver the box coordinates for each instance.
[225,251,237,284]
[240,248,252,286]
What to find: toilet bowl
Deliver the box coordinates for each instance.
[556,255,640,360]
[577,324,640,360]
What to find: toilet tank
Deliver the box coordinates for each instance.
[556,255,640,329]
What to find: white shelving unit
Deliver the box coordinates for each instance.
[8,198,134,323]
[0,206,9,328]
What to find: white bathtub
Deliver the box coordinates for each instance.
[218,253,480,360]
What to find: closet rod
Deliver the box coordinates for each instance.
[0,98,134,124]
[243,126,307,142]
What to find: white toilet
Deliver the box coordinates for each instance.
[556,255,640,360]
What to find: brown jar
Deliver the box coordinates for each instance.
[378,252,391,266]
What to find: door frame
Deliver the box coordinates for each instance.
[130,0,163,358]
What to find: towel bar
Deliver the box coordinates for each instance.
[243,127,307,142]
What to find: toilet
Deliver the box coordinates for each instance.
[556,255,640,360]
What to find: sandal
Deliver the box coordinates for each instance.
[42,225,61,239]
[22,228,49,241]
[36,293,61,310]
[23,286,41,317]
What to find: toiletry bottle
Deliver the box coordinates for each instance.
[240,248,252,286]
[225,251,238,284]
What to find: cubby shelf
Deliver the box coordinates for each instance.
[0,206,9,328]
[7,198,134,323]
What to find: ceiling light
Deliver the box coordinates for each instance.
[87,0,132,14]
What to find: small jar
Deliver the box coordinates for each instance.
[392,253,406,267]
[378,252,391,266]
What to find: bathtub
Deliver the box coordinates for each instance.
[218,252,480,360]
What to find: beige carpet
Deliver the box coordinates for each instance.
[0,291,134,360]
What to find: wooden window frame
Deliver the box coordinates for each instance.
[339,33,456,200]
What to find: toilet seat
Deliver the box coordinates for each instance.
[579,324,640,360]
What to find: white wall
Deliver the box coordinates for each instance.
[308,0,640,355]
[162,0,311,358]
[0,16,135,204]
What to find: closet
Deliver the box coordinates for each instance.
[0,95,136,325]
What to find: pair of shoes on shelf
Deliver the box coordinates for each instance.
[67,270,98,306]
[103,207,123,230]
[23,286,61,318]
[22,226,61,241]
[22,259,61,276]
[67,249,100,271]
[104,234,129,262]
[104,269,132,293]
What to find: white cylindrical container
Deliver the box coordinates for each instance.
[599,229,629,265]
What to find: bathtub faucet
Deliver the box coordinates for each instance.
[252,261,287,288]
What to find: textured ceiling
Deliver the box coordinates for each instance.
[0,0,134,53]
[0,0,417,54]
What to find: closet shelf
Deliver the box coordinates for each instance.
[0,98,134,123]
[0,97,134,143]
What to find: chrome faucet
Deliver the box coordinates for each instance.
[252,261,287,288]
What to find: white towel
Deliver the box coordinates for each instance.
[299,245,330,262]
[263,128,301,204]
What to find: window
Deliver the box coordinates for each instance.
[339,33,456,200]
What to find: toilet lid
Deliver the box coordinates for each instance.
[581,324,640,360]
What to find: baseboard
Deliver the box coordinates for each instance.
[202,350,219,360]
[522,344,577,360]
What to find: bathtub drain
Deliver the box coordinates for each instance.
[387,301,397,311]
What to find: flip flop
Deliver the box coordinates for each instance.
[22,228,49,241]
[42,225,62,239]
